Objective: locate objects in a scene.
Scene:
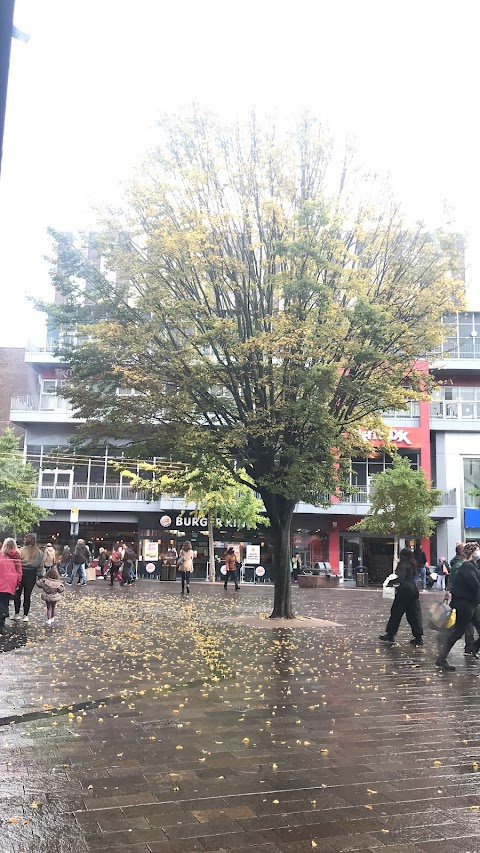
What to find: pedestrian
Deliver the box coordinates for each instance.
[67,538,91,587]
[109,542,123,586]
[436,556,450,591]
[379,547,424,647]
[121,546,136,585]
[36,566,65,626]
[177,540,194,595]
[97,547,108,577]
[43,542,56,570]
[436,541,480,671]
[449,543,477,654]
[414,543,428,593]
[292,553,302,582]
[0,538,22,629]
[14,533,44,622]
[58,544,71,577]
[224,546,239,591]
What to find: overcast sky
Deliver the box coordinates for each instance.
[1,0,478,347]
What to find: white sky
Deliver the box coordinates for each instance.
[1,0,479,347]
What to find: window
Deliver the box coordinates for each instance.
[464,458,480,508]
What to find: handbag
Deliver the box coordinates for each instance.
[383,573,398,600]
[427,601,453,630]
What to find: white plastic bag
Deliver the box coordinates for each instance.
[427,601,452,630]
[383,573,397,600]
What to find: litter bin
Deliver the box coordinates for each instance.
[355,566,368,587]
[168,564,176,581]
[160,564,168,581]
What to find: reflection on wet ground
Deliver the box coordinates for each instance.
[2,582,480,852]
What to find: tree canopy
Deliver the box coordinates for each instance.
[352,455,442,569]
[0,429,47,536]
[43,108,464,616]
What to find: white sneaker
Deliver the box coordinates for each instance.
[421,589,428,594]
[22,615,29,622]
[13,614,21,621]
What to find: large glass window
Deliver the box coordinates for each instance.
[464,458,480,508]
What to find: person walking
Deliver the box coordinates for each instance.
[292,553,302,582]
[449,543,477,655]
[177,541,193,595]
[436,541,480,671]
[121,546,136,585]
[435,556,450,591]
[14,533,44,622]
[58,544,71,577]
[224,547,239,591]
[414,543,428,593]
[97,547,108,577]
[379,547,424,646]
[43,542,56,571]
[36,566,65,626]
[0,538,22,629]
[67,539,91,587]
[109,542,123,586]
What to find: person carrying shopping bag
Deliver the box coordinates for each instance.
[436,541,480,671]
[379,548,424,647]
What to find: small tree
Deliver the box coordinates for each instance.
[0,429,48,536]
[352,455,442,571]
[123,457,267,582]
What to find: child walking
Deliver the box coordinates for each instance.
[177,541,194,595]
[36,567,65,626]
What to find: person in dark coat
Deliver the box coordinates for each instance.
[413,544,428,592]
[436,541,480,671]
[379,548,423,646]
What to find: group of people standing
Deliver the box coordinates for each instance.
[0,534,65,628]
[380,541,480,671]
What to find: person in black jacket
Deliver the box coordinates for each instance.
[379,548,424,646]
[436,541,480,671]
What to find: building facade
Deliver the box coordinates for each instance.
[8,331,468,582]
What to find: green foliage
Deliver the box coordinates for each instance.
[352,455,442,539]
[40,108,464,615]
[0,429,48,535]
[124,456,267,530]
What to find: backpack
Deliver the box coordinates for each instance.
[111,549,122,566]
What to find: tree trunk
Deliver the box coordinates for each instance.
[261,492,296,619]
[393,536,399,572]
[208,511,215,582]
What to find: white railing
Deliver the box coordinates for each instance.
[11,395,73,413]
[35,482,153,501]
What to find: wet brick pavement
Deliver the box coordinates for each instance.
[2,581,480,853]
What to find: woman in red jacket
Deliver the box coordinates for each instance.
[0,537,23,629]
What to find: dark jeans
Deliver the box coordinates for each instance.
[14,570,37,616]
[439,599,480,659]
[386,588,423,639]
[110,564,121,585]
[180,571,190,592]
[0,592,11,625]
[224,570,239,590]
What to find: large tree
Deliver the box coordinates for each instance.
[0,429,47,536]
[43,109,463,617]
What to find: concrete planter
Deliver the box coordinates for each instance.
[297,575,340,589]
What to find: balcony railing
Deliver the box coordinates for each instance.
[34,482,153,501]
[11,395,74,413]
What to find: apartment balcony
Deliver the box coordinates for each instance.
[10,395,84,425]
[297,487,457,519]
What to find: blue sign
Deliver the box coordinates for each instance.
[464,508,480,529]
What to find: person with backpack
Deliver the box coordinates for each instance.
[109,542,123,586]
[436,541,480,671]
[121,546,136,585]
[67,539,91,587]
[43,542,56,571]
[177,541,194,595]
